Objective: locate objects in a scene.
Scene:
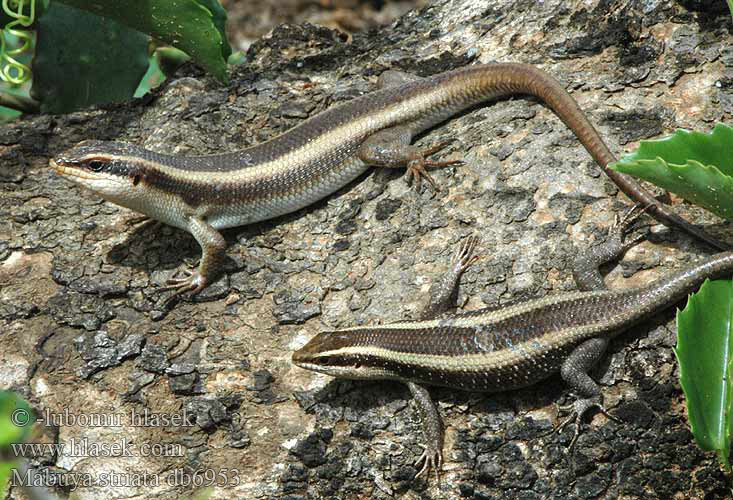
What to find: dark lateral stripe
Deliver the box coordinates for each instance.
[133,144,364,207]
[90,66,506,206]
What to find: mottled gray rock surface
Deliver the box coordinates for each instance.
[2,0,733,498]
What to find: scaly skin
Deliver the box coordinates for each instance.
[51,64,727,298]
[293,209,733,478]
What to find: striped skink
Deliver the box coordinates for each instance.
[293,210,733,477]
[49,64,726,296]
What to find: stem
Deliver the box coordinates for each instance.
[0,91,38,113]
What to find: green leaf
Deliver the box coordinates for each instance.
[228,50,246,66]
[134,52,166,99]
[675,279,733,470]
[0,461,14,498]
[54,0,231,82]
[0,392,33,494]
[611,123,733,220]
[31,2,149,113]
[0,391,34,447]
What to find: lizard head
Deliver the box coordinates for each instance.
[292,330,398,380]
[50,140,151,207]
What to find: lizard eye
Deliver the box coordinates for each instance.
[87,160,106,172]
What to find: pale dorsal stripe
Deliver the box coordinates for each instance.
[99,77,471,186]
[316,320,614,373]
[335,290,615,333]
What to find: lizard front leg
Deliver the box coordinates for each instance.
[163,216,226,297]
[405,236,479,479]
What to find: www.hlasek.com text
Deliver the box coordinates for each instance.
[12,438,184,458]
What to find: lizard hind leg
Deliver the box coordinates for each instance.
[556,336,622,449]
[408,382,443,481]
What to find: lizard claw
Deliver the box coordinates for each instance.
[451,235,480,272]
[613,204,649,235]
[421,140,453,157]
[406,158,439,192]
[160,269,208,297]
[405,139,464,193]
[414,446,442,482]
[609,204,652,253]
[555,397,619,450]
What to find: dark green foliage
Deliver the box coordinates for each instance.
[31,2,149,113]
[54,0,231,82]
[611,124,733,220]
[676,279,733,471]
[0,391,34,493]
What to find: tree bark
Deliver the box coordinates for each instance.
[1,0,732,498]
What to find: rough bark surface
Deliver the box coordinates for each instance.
[2,0,733,498]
